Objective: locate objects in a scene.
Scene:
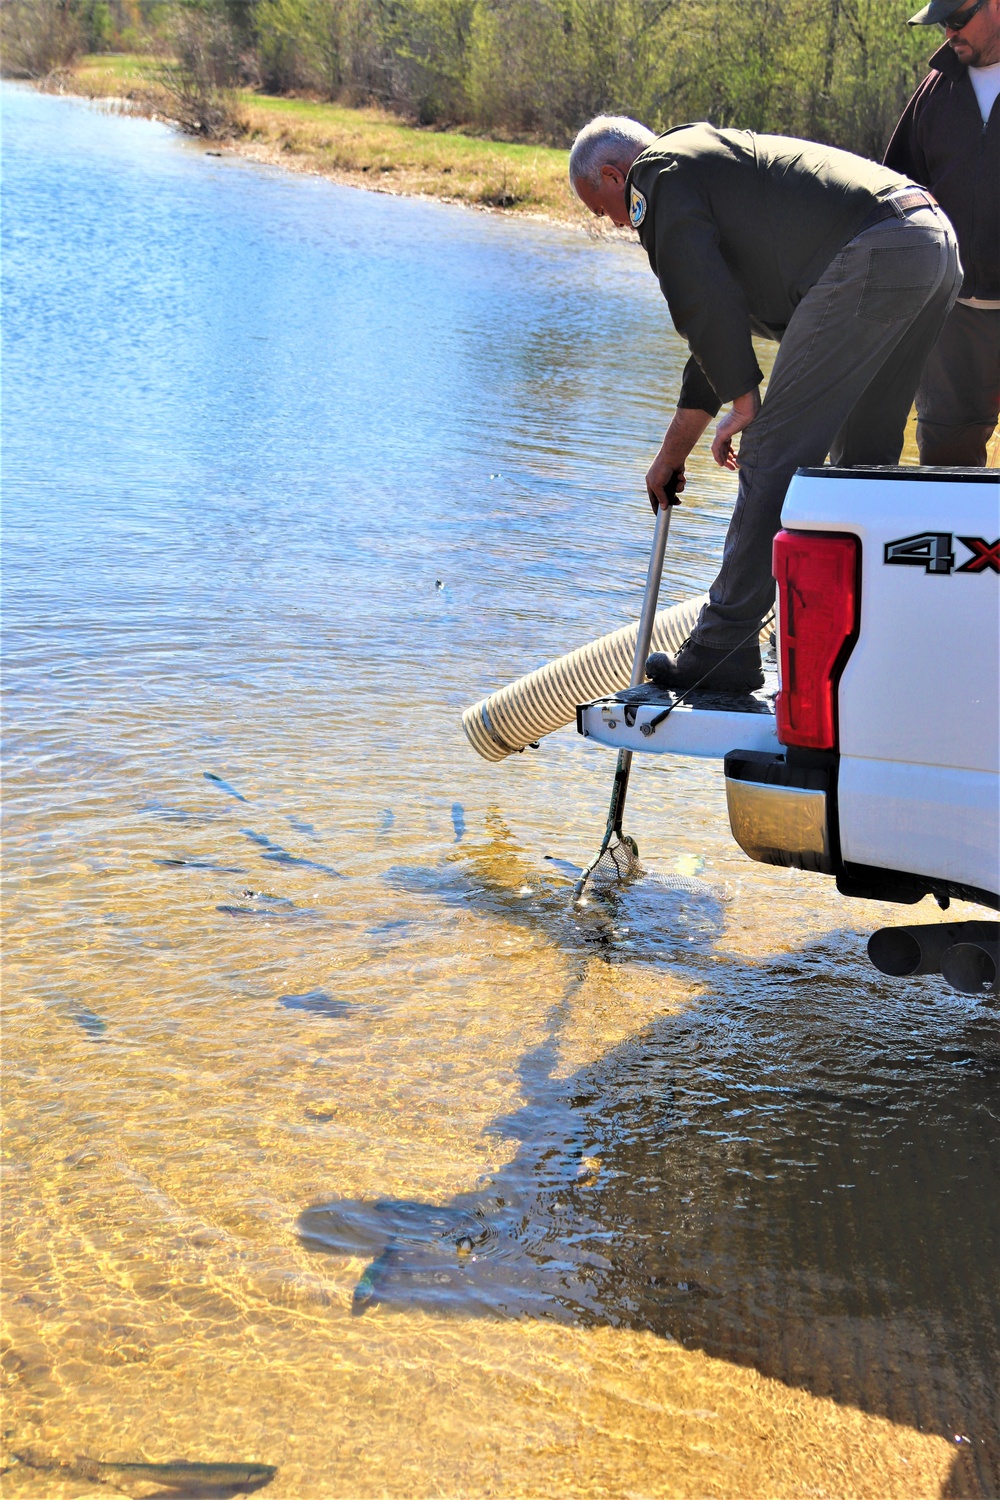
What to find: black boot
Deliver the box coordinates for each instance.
[646,637,763,692]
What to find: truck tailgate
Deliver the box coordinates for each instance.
[578,677,780,759]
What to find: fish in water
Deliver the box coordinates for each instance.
[377,809,395,835]
[238,829,343,878]
[12,1453,276,1495]
[451,803,466,843]
[49,1000,107,1041]
[279,989,352,1017]
[217,903,312,921]
[154,858,247,873]
[300,1196,498,1315]
[241,829,277,849]
[259,849,343,876]
[286,816,318,838]
[203,772,248,803]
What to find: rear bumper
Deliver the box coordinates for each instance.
[724,751,834,874]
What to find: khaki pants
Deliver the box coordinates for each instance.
[695,205,962,650]
[916,301,1000,467]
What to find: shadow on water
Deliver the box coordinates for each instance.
[303,817,1000,1496]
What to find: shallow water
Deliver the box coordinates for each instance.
[2,85,998,1500]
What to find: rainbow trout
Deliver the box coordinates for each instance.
[13,1452,276,1494]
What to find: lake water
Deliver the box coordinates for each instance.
[2,84,998,1500]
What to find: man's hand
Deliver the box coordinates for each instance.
[645,448,687,512]
[646,407,714,511]
[711,387,761,470]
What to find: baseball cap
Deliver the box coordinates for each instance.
[907,0,976,23]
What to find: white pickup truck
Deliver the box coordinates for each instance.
[578,466,1000,994]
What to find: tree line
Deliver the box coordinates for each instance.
[3,0,938,159]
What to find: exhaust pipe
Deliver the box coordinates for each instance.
[941,940,999,997]
[867,921,998,979]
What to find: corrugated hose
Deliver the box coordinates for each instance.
[461,593,709,762]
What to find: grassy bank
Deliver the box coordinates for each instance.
[52,55,590,225]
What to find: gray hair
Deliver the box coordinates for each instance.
[568,115,655,192]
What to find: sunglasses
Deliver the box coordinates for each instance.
[940,0,986,28]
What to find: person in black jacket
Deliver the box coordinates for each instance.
[568,118,961,690]
[885,0,1000,465]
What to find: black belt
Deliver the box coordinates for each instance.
[855,188,938,237]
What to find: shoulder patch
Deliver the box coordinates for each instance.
[629,185,646,229]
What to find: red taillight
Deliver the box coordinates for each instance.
[773,530,859,750]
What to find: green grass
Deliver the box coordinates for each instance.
[75,52,158,84]
[68,55,585,220]
[250,92,567,165]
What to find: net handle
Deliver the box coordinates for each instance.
[574,493,677,900]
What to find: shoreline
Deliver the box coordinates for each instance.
[32,55,619,233]
[18,64,1000,462]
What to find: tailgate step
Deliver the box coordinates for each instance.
[577,673,779,759]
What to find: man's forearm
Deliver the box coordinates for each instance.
[660,406,715,468]
[711,386,762,470]
[645,406,715,508]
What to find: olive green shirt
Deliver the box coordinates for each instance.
[625,124,908,412]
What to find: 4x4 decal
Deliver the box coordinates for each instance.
[957,536,1000,574]
[884,532,999,575]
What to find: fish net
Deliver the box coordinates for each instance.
[583,833,642,888]
[578,841,725,931]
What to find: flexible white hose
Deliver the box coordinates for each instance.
[462,593,708,762]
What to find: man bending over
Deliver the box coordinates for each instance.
[570,117,961,691]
